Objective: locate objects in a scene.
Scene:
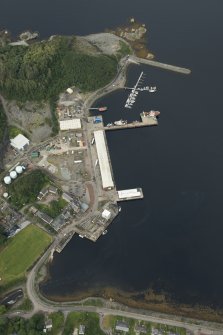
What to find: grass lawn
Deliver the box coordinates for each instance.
[49,311,65,335]
[0,224,52,288]
[63,312,105,335]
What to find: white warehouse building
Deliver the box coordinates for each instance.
[94,130,114,190]
[118,188,141,199]
[59,119,81,130]
[10,134,30,151]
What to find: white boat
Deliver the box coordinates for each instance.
[118,206,122,212]
[102,230,108,235]
[79,234,84,238]
[149,86,157,92]
[106,123,113,127]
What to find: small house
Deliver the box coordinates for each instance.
[43,318,53,332]
[36,211,53,225]
[115,321,129,332]
[135,325,147,334]
[48,185,58,194]
[102,209,111,221]
[37,187,49,200]
[70,200,80,213]
[62,192,73,203]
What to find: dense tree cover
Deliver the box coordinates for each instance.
[7,170,48,209]
[0,313,45,335]
[0,226,7,247]
[0,103,7,143]
[0,36,118,102]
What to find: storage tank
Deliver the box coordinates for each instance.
[10,171,17,179]
[4,176,11,184]
[15,165,23,174]
[3,192,8,198]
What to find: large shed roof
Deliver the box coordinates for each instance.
[118,189,141,199]
[94,130,114,189]
[59,119,81,130]
[10,134,30,150]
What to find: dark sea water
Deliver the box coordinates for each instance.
[2,0,223,307]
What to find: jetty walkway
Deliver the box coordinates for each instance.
[129,55,191,74]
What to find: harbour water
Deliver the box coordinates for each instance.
[1,0,223,311]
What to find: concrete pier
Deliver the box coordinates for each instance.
[104,120,157,130]
[104,113,158,131]
[129,56,191,75]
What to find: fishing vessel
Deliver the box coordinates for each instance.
[89,106,107,112]
[98,107,108,112]
[149,86,157,93]
[114,119,127,126]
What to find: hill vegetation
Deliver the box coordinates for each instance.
[7,170,49,209]
[0,36,118,102]
[0,103,7,143]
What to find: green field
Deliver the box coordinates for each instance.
[0,224,52,288]
[63,312,104,335]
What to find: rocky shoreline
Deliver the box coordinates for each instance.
[40,285,223,323]
[106,18,155,59]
